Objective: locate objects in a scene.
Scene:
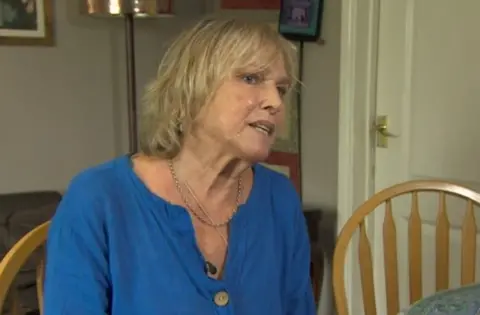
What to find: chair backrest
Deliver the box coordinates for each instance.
[333,180,480,315]
[0,221,49,314]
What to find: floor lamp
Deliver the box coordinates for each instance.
[83,0,173,153]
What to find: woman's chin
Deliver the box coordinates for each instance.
[241,147,272,163]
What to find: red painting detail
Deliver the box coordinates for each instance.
[264,151,301,194]
[157,0,173,14]
[220,0,281,10]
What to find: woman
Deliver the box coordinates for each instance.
[43,18,316,315]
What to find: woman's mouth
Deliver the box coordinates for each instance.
[248,121,275,136]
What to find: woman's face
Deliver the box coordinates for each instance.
[194,57,290,162]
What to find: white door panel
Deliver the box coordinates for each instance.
[370,0,480,313]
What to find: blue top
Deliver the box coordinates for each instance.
[43,155,316,315]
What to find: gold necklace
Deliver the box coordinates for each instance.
[184,182,228,245]
[168,160,243,228]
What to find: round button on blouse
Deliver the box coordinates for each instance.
[214,291,229,307]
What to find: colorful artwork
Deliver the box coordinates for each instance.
[281,0,312,27]
[279,0,324,41]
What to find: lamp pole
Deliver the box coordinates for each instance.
[124,10,137,152]
[83,0,173,153]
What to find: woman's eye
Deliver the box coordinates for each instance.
[242,74,261,85]
[277,86,288,96]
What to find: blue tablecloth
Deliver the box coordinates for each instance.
[403,283,480,315]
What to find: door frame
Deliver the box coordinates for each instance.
[337,0,380,310]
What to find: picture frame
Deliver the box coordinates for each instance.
[278,0,324,42]
[261,151,301,194]
[0,0,54,46]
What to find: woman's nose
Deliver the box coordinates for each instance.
[261,82,283,112]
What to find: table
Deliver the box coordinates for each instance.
[399,283,480,315]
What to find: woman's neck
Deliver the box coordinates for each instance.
[172,138,250,203]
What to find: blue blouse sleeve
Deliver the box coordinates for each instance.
[286,195,317,315]
[43,174,111,315]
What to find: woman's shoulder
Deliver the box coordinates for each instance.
[68,155,128,191]
[52,155,132,225]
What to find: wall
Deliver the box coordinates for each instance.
[0,0,340,211]
[300,0,340,211]
[0,1,204,193]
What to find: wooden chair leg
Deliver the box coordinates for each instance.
[10,288,22,315]
[36,259,44,315]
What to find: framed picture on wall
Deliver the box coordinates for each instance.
[278,0,324,42]
[0,0,54,46]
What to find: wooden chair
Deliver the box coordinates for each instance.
[333,180,480,315]
[0,221,49,315]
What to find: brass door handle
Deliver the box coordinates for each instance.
[374,115,398,148]
[375,122,399,138]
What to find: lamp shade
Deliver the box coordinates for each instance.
[85,0,173,17]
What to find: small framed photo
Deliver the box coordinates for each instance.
[261,151,301,194]
[0,0,54,46]
[278,0,324,42]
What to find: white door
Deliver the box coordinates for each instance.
[338,0,480,313]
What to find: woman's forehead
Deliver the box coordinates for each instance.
[243,53,288,72]
[265,62,290,83]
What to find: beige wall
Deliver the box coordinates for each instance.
[0,0,340,211]
[300,0,340,211]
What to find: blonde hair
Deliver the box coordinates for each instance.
[139,18,298,159]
